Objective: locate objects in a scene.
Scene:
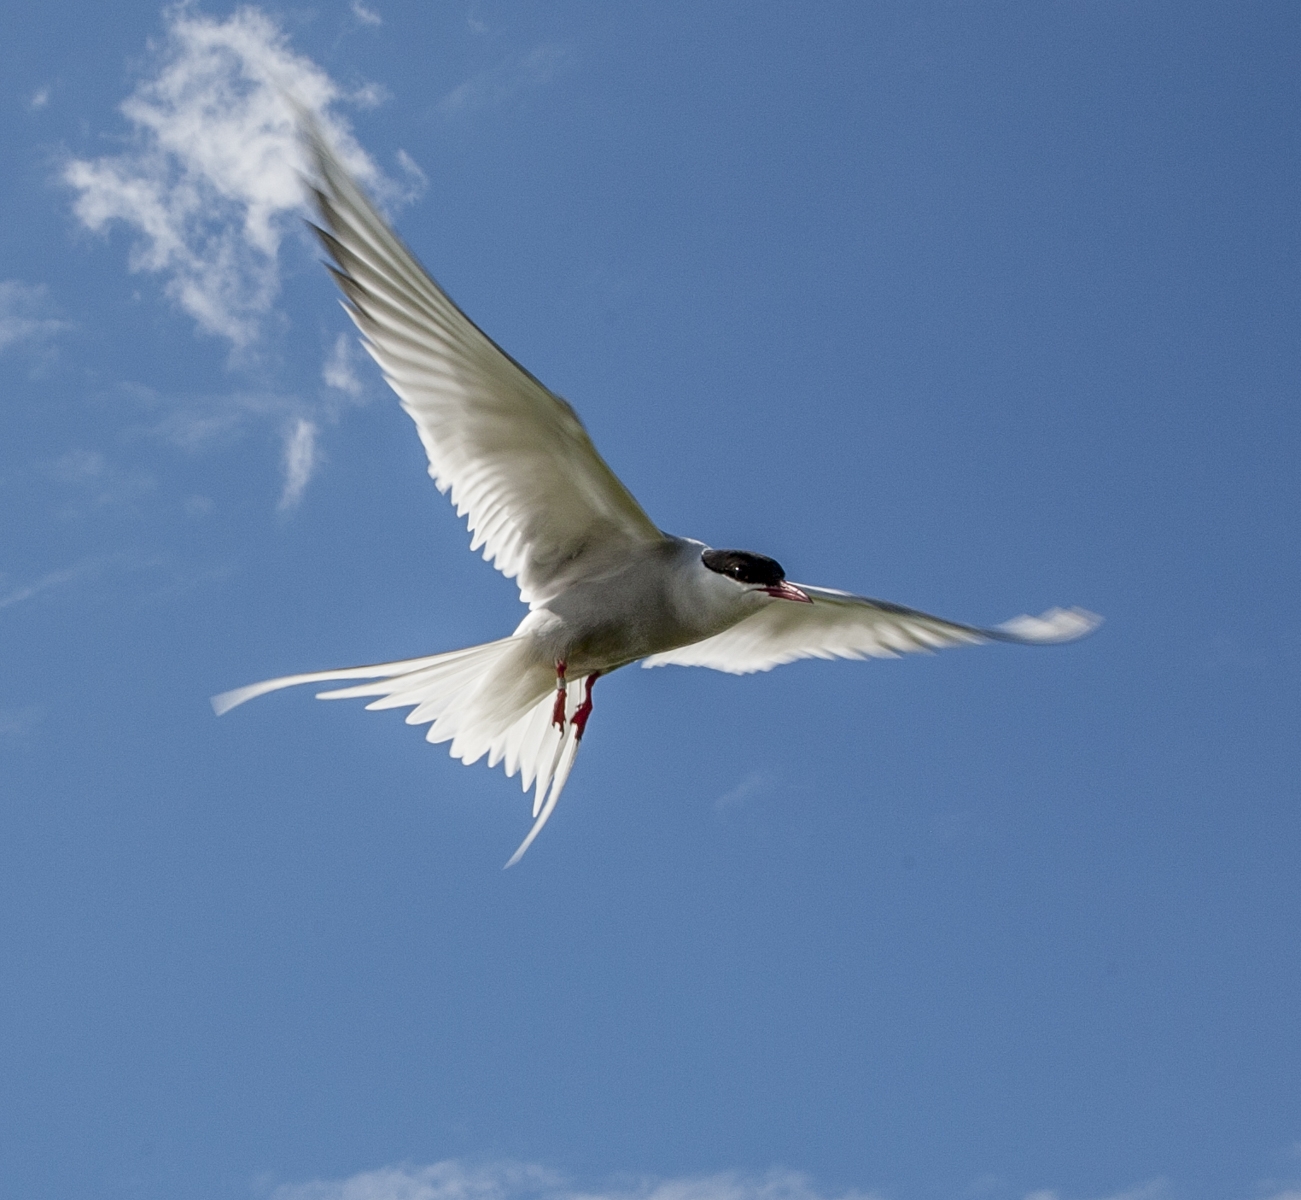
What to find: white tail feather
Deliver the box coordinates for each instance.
[506,717,582,869]
[211,638,592,862]
[210,650,455,716]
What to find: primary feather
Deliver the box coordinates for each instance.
[303,123,664,606]
[643,590,1101,675]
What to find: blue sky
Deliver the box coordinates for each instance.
[2,3,1299,1199]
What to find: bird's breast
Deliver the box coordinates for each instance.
[527,548,747,674]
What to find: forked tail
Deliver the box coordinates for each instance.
[212,637,593,865]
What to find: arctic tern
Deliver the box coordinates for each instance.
[213,122,1101,866]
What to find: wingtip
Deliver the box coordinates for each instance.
[291,101,326,150]
[996,606,1104,644]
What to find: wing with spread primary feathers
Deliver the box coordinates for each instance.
[303,121,664,605]
[642,587,1101,675]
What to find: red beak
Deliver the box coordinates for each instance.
[763,581,813,603]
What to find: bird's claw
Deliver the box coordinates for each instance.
[572,672,599,741]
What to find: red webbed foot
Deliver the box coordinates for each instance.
[572,672,600,741]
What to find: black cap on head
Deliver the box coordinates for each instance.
[701,548,786,587]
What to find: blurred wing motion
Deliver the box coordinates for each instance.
[643,587,1101,675]
[302,120,664,605]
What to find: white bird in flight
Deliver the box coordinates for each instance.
[213,122,1101,867]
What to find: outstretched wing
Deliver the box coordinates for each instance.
[303,122,665,605]
[642,587,1101,675]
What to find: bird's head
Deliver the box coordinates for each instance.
[701,548,811,602]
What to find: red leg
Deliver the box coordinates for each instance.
[572,672,600,741]
[551,660,567,730]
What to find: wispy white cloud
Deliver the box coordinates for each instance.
[272,1164,882,1200]
[352,81,391,110]
[60,9,423,514]
[322,332,365,398]
[566,1172,883,1200]
[131,384,302,453]
[107,381,335,511]
[279,417,321,510]
[46,448,156,514]
[63,6,390,349]
[0,280,69,354]
[0,551,232,614]
[351,0,382,27]
[1021,1181,1167,1200]
[270,1163,1233,1200]
[141,387,326,508]
[1099,1182,1167,1200]
[28,85,51,111]
[274,1161,559,1200]
[438,43,575,115]
[0,557,106,611]
[396,148,427,191]
[716,770,770,811]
